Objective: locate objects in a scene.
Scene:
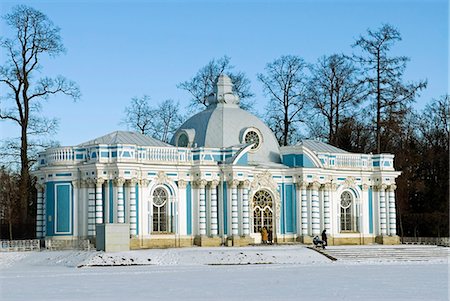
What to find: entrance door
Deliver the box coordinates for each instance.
[252,190,273,233]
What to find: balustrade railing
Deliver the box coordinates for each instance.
[40,146,192,166]
[0,239,40,252]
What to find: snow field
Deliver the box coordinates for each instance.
[0,245,448,301]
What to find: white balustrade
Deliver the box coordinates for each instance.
[40,146,192,166]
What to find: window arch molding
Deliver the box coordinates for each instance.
[338,189,360,233]
[148,185,175,234]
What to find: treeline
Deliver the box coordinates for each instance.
[126,24,449,238]
[0,5,448,239]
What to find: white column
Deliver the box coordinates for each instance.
[87,180,96,236]
[177,180,187,235]
[139,179,149,236]
[128,179,138,235]
[241,180,250,236]
[197,180,207,236]
[230,180,239,236]
[35,184,44,238]
[95,178,104,225]
[379,184,387,236]
[210,180,219,236]
[300,182,309,236]
[310,182,321,236]
[323,183,331,232]
[115,178,125,224]
[388,185,397,236]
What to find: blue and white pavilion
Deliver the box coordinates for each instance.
[34,75,401,248]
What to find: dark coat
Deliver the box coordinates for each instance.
[321,230,327,242]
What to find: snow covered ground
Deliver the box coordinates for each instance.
[0,245,448,300]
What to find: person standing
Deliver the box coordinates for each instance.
[268,229,273,245]
[261,227,268,244]
[321,229,328,249]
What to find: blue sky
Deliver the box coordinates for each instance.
[0,0,448,146]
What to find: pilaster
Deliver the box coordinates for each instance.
[310,181,321,236]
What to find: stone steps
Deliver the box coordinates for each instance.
[320,245,450,262]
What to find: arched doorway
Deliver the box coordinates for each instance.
[252,190,274,234]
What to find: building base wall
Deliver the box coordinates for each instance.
[130,237,194,249]
[375,235,400,245]
[193,236,222,247]
[231,235,253,246]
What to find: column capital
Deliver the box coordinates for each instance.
[177,179,187,189]
[309,181,321,190]
[209,179,220,188]
[72,180,80,188]
[114,177,126,186]
[321,183,332,190]
[139,179,150,186]
[194,179,208,188]
[376,184,388,191]
[227,179,240,188]
[80,179,89,188]
[127,178,139,186]
[240,179,251,189]
[361,184,369,191]
[388,184,397,192]
[299,182,308,189]
[95,177,105,186]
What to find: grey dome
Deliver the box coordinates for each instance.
[172,75,280,163]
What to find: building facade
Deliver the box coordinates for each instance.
[33,75,401,248]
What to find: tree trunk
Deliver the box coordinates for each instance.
[20,123,30,224]
[376,50,382,154]
[9,221,13,240]
[283,102,289,146]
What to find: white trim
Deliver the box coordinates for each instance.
[54,183,72,235]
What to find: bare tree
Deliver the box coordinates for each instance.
[307,54,365,146]
[178,56,254,113]
[0,5,80,226]
[417,95,450,148]
[149,99,184,143]
[0,166,21,240]
[123,95,153,134]
[353,24,427,153]
[123,97,184,143]
[258,55,308,146]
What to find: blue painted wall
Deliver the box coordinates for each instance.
[46,181,72,236]
[55,184,71,233]
[285,184,294,233]
[369,187,373,234]
[282,154,316,168]
[280,184,284,234]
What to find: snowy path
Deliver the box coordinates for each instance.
[0,245,448,301]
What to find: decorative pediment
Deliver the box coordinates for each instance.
[250,170,278,191]
[155,171,169,185]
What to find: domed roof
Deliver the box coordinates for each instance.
[172,75,280,163]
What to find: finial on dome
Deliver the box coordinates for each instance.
[207,74,240,106]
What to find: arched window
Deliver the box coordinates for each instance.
[177,133,189,147]
[252,190,273,233]
[340,191,353,231]
[152,187,168,233]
